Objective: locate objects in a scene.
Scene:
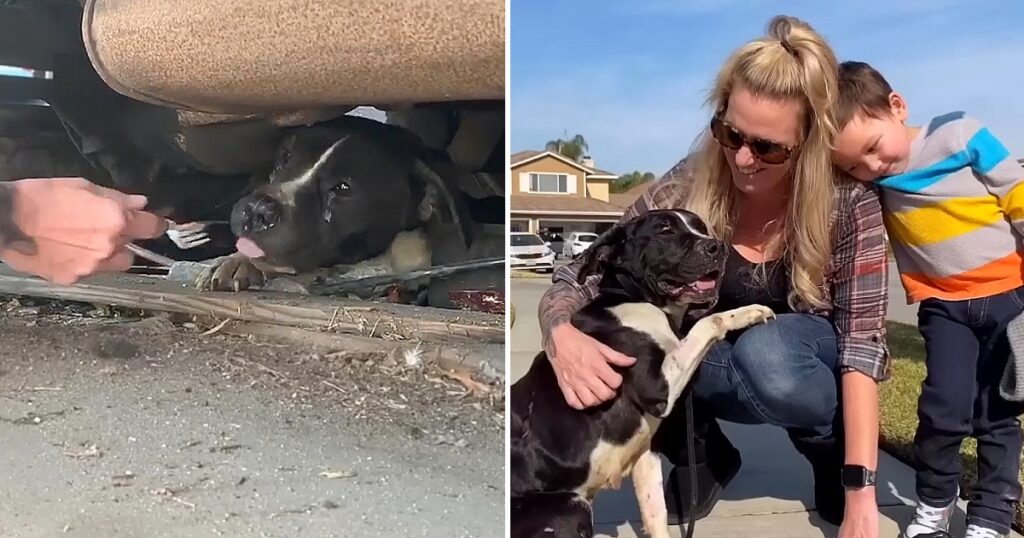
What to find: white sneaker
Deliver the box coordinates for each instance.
[901,496,957,538]
[965,524,1006,538]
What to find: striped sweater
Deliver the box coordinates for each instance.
[878,112,1024,304]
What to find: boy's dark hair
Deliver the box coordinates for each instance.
[837,61,895,128]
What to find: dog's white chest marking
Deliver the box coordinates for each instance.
[608,303,700,417]
[608,303,678,351]
[575,304,775,502]
[576,414,660,499]
[571,303,693,500]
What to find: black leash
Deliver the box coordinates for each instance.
[683,392,698,538]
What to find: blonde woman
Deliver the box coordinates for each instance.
[536,15,888,537]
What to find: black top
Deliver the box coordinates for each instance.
[714,245,793,315]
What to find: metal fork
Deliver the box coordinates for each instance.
[165,220,227,250]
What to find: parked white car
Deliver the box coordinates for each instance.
[563,232,599,258]
[509,232,555,272]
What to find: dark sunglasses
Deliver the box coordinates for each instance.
[709,114,796,165]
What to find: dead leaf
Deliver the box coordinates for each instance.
[64,444,101,459]
[319,469,358,479]
[441,369,491,397]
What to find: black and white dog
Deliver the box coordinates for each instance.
[195,115,483,294]
[510,210,775,538]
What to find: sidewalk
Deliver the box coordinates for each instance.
[509,276,1021,537]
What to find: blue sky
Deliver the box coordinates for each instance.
[511,1,1024,176]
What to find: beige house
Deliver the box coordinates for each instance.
[509,150,625,236]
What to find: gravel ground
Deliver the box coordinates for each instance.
[0,297,504,538]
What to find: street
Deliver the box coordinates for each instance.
[0,300,503,538]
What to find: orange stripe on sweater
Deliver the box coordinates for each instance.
[900,251,1024,303]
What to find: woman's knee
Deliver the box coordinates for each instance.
[729,315,838,427]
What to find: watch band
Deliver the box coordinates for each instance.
[841,464,877,488]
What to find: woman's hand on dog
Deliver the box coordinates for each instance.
[545,322,637,409]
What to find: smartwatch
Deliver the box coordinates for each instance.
[840,465,877,489]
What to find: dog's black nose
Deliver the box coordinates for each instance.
[240,195,282,234]
[702,241,721,257]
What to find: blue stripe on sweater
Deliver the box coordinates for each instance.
[877,126,1010,193]
[877,151,971,193]
[968,127,1010,174]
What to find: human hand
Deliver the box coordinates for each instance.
[838,488,879,538]
[544,322,637,409]
[0,177,167,285]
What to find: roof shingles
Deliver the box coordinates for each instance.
[511,194,625,213]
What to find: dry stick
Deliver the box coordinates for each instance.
[230,356,286,379]
[322,380,345,393]
[217,321,503,383]
[200,318,232,336]
[0,266,502,344]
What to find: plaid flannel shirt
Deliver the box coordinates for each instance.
[538,174,892,381]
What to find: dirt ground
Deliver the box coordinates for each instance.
[0,297,504,538]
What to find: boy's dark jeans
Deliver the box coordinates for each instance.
[916,287,1024,534]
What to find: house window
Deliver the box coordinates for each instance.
[529,173,568,193]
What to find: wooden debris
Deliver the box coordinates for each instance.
[0,266,502,344]
[441,369,491,397]
[318,469,357,479]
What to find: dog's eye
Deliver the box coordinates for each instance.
[330,181,350,195]
[657,225,674,235]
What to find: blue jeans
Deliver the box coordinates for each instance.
[915,288,1024,534]
[692,313,841,444]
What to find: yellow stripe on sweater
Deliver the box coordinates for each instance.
[999,180,1024,221]
[885,195,1005,247]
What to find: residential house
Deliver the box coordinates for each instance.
[509,150,625,236]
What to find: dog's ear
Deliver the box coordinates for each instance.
[410,157,476,249]
[575,225,626,286]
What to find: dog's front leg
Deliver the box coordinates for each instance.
[633,450,670,538]
[661,305,775,410]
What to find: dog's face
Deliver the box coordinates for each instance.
[577,210,726,306]
[229,126,422,272]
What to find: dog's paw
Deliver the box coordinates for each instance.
[720,304,776,330]
[195,253,267,292]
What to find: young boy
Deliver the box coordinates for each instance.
[834,60,1024,538]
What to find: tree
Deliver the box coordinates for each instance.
[612,171,656,193]
[545,134,589,163]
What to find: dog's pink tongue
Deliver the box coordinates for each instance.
[694,278,716,291]
[235,237,265,259]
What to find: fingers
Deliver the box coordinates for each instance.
[86,181,134,205]
[122,209,167,240]
[554,360,611,410]
[600,344,637,367]
[557,362,617,409]
[560,385,584,410]
[125,194,149,210]
[81,181,165,239]
[593,361,624,391]
[574,385,603,409]
[95,248,134,274]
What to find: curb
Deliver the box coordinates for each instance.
[510,270,552,280]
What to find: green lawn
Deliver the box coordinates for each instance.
[880,321,1024,531]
